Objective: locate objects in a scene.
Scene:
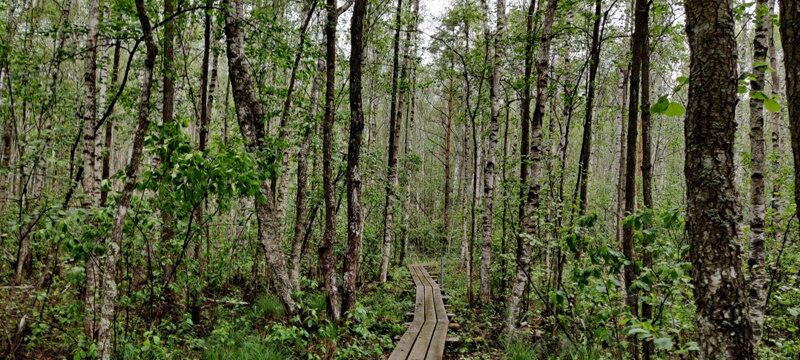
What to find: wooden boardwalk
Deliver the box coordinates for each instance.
[389,264,449,360]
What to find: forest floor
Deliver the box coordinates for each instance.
[1,257,543,359]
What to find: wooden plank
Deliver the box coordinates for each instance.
[425,265,449,359]
[389,265,427,360]
[408,265,436,360]
[389,264,450,360]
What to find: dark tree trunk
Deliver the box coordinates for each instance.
[684,0,756,357]
[639,3,652,358]
[320,0,341,321]
[575,0,602,217]
[622,0,648,357]
[517,0,535,259]
[341,0,367,315]
[160,0,175,245]
[380,0,405,283]
[100,41,121,206]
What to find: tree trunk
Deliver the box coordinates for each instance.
[400,0,421,267]
[380,0,406,283]
[767,0,782,211]
[479,0,505,303]
[275,0,318,224]
[291,57,323,291]
[517,0,536,264]
[622,0,647,357]
[100,40,121,206]
[748,0,769,345]
[506,0,556,333]
[96,1,157,358]
[222,0,297,315]
[341,0,367,315]
[684,0,756,357]
[81,0,100,340]
[575,0,602,217]
[443,71,453,276]
[160,0,175,245]
[319,0,341,321]
[639,4,652,358]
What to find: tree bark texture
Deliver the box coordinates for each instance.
[684,0,756,357]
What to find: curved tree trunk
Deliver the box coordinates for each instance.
[96,2,158,358]
[222,0,297,316]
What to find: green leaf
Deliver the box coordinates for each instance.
[753,60,770,71]
[765,98,781,113]
[738,85,748,94]
[654,337,674,350]
[651,96,669,114]
[664,102,685,117]
[750,90,768,101]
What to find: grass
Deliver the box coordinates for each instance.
[203,334,286,360]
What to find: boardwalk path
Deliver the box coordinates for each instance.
[389,264,449,360]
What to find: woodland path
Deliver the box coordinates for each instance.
[389,264,450,360]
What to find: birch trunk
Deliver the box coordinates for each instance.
[479,0,505,303]
[684,0,756,357]
[96,1,157,357]
[222,0,297,315]
[506,0,556,332]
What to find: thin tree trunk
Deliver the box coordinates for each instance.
[100,40,121,206]
[506,0,556,333]
[319,0,341,321]
[622,1,647,357]
[291,57,323,291]
[443,71,453,275]
[96,1,157,357]
[341,0,367,314]
[748,0,769,345]
[479,0,505,303]
[81,0,100,340]
[517,0,535,262]
[160,0,175,245]
[400,0,421,267]
[684,0,756,357]
[575,0,602,216]
[274,0,318,222]
[380,0,406,283]
[639,4,653,357]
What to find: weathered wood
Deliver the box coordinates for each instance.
[389,264,449,360]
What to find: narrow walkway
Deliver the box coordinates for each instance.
[389,264,449,360]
